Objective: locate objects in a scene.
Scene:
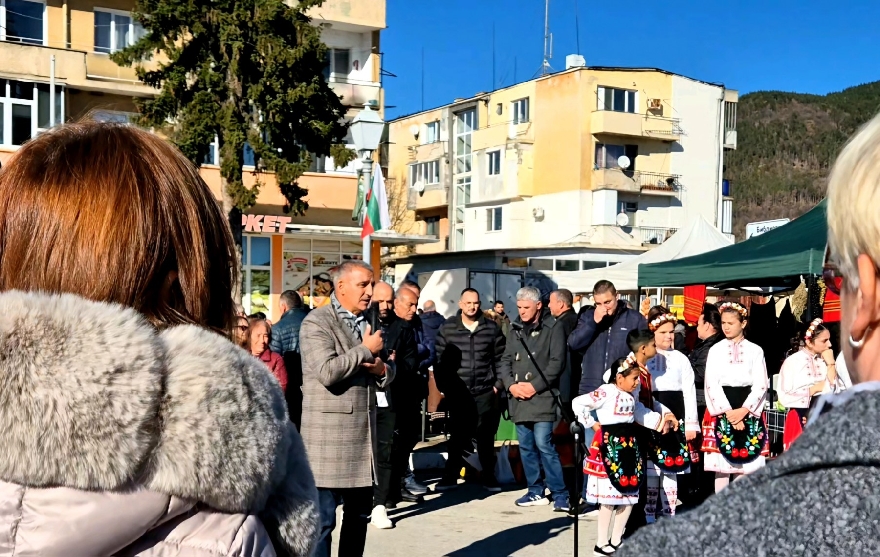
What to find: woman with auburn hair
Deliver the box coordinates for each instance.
[244,317,289,393]
[0,122,318,557]
[617,114,880,557]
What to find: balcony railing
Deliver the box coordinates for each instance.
[640,227,678,245]
[593,166,681,195]
[638,171,681,194]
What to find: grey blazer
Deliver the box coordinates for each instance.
[299,304,393,489]
[619,383,880,557]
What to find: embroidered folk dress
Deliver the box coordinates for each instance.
[647,348,700,474]
[701,338,769,475]
[573,384,665,505]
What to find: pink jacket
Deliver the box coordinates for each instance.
[259,349,288,393]
[0,291,319,556]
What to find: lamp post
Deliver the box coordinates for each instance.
[350,103,385,267]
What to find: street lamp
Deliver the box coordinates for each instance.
[350,103,385,266]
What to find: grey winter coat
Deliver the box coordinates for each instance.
[498,309,567,423]
[618,383,880,557]
[0,291,319,557]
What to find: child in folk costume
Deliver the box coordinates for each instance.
[574,358,677,557]
[701,302,770,493]
[644,307,698,522]
[777,319,843,450]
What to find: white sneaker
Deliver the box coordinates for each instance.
[370,505,393,529]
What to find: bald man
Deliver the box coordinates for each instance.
[366,284,421,526]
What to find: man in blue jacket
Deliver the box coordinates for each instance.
[568,280,647,396]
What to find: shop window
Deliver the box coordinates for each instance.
[555,259,579,272]
[241,235,271,315]
[582,261,607,271]
[0,78,65,147]
[528,258,553,271]
[1,0,45,45]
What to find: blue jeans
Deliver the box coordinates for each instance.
[516,421,567,501]
[314,486,372,557]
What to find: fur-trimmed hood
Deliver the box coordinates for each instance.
[0,291,318,556]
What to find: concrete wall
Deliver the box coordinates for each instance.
[670,75,724,227]
[306,0,386,30]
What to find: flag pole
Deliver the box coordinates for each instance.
[362,157,373,267]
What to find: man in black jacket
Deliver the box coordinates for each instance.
[500,287,569,511]
[549,288,581,407]
[367,283,420,529]
[434,288,506,492]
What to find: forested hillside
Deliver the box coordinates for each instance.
[726,82,880,239]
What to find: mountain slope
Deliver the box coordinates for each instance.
[726,81,880,239]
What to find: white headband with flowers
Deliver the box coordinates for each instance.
[614,353,639,377]
[805,318,823,340]
[649,313,677,332]
[719,302,748,319]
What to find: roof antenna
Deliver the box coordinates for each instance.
[540,0,553,75]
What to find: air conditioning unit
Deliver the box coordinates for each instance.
[648,98,662,109]
[411,180,425,193]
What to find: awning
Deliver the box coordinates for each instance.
[637,200,826,289]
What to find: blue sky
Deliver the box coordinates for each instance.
[382,0,880,119]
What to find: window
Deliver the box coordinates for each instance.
[94,9,144,54]
[424,120,440,144]
[724,101,737,131]
[486,207,502,232]
[322,48,351,81]
[555,259,579,272]
[487,150,501,175]
[595,143,637,170]
[425,216,440,237]
[597,86,637,113]
[0,0,45,45]
[0,79,64,147]
[241,235,271,316]
[202,135,219,166]
[512,98,529,124]
[409,160,440,186]
[582,261,607,271]
[454,109,476,174]
[528,258,553,271]
[91,110,136,124]
[620,201,638,214]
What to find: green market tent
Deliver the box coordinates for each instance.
[638,200,827,289]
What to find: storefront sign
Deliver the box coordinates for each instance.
[242,214,293,233]
[745,218,790,239]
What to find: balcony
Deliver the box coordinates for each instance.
[0,42,156,97]
[328,77,381,107]
[591,110,682,142]
[306,0,386,30]
[639,227,678,245]
[408,186,447,211]
[592,167,681,196]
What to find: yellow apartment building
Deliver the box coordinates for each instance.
[0,0,428,318]
[386,59,737,294]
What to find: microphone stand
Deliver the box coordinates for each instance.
[512,324,586,557]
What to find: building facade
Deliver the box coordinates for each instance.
[0,0,396,319]
[386,62,738,286]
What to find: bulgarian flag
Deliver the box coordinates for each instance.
[361,163,391,238]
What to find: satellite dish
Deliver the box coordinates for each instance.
[617,155,631,170]
[616,212,630,227]
[409,124,420,139]
[412,180,425,193]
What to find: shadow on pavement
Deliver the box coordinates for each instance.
[444,516,572,556]
[387,481,510,523]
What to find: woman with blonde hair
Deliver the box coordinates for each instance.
[0,122,318,556]
[617,114,880,556]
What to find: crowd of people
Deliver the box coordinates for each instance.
[2,113,880,557]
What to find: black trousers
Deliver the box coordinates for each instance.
[442,389,500,481]
[391,401,423,492]
[315,486,372,557]
[374,406,396,506]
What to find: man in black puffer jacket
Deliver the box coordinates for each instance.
[434,287,506,492]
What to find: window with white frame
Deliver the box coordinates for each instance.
[424,120,440,144]
[94,9,144,54]
[486,207,502,232]
[241,235,271,315]
[454,109,476,174]
[0,79,64,147]
[0,0,45,45]
[597,86,637,113]
[322,48,351,81]
[409,160,440,187]
[202,135,219,166]
[512,98,529,124]
[487,150,501,175]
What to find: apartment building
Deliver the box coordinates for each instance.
[0,0,404,317]
[386,59,737,290]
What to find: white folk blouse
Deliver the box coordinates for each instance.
[648,348,699,433]
[778,349,831,409]
[573,383,664,431]
[704,338,768,418]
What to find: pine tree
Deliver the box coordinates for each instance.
[112,0,355,238]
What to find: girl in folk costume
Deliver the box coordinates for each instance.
[574,358,677,557]
[701,302,770,493]
[777,319,844,450]
[644,307,698,522]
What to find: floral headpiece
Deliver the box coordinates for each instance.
[719,302,748,319]
[805,318,823,340]
[648,313,677,332]
[614,353,639,377]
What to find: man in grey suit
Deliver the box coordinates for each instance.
[300,260,394,557]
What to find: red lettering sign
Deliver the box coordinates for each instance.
[241,214,293,233]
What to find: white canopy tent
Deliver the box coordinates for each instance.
[554,216,733,293]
